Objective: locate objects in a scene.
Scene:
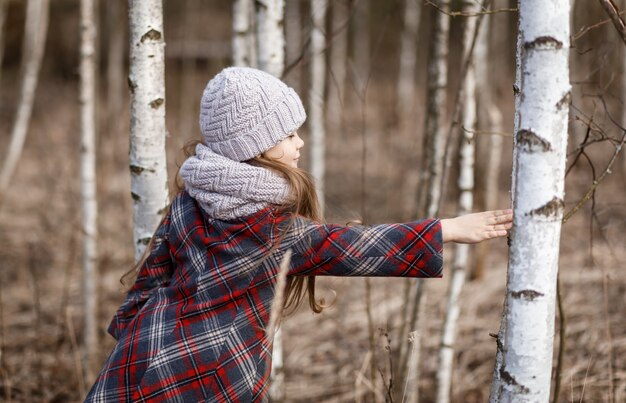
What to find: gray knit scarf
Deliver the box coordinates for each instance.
[179,143,290,220]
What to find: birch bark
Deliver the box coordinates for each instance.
[256,0,284,78]
[128,0,169,261]
[396,0,420,132]
[0,0,50,203]
[233,0,255,67]
[309,0,328,213]
[326,0,348,129]
[435,2,478,401]
[79,0,98,383]
[490,1,570,400]
[401,2,450,397]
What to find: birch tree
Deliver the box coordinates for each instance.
[79,0,98,383]
[0,0,50,203]
[128,0,169,260]
[396,0,421,132]
[106,0,125,130]
[326,0,348,129]
[253,1,287,398]
[255,0,284,78]
[0,0,8,95]
[309,0,328,213]
[233,0,256,67]
[284,0,302,91]
[473,0,504,280]
[435,2,479,402]
[399,1,451,397]
[489,1,571,400]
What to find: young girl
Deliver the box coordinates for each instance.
[86,67,512,402]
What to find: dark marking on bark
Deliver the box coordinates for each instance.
[517,129,552,152]
[131,192,141,202]
[130,165,145,175]
[140,29,161,42]
[137,237,152,246]
[524,36,563,50]
[500,369,530,394]
[128,77,137,94]
[149,98,164,109]
[529,197,564,217]
[513,84,520,96]
[556,91,571,110]
[511,289,545,301]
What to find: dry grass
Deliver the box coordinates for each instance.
[0,70,625,403]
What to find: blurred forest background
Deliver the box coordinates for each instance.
[0,0,625,401]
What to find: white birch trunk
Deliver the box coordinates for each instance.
[326,0,348,128]
[254,1,287,398]
[256,0,285,77]
[435,2,478,401]
[0,0,50,202]
[396,0,421,131]
[79,0,98,383]
[309,0,328,213]
[284,0,302,91]
[233,0,256,67]
[490,1,570,400]
[128,0,169,261]
[404,331,421,403]
[424,0,450,219]
[473,0,504,280]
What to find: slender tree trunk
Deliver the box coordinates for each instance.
[435,4,479,402]
[284,0,302,91]
[177,1,195,140]
[233,0,255,67]
[0,0,9,97]
[326,0,348,130]
[0,0,50,203]
[128,0,169,261]
[79,0,99,384]
[396,0,420,133]
[489,1,570,400]
[400,2,450,398]
[254,1,287,399]
[106,0,125,132]
[472,0,505,280]
[351,0,369,97]
[623,0,626,182]
[256,0,285,78]
[309,0,328,213]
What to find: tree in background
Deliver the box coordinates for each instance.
[309,0,328,212]
[435,1,480,401]
[0,0,49,203]
[233,0,256,67]
[128,0,169,261]
[489,0,571,400]
[79,0,98,384]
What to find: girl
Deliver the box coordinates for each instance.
[86,67,512,402]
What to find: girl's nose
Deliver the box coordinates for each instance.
[296,133,304,149]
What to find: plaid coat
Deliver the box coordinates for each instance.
[86,191,443,402]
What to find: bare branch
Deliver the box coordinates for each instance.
[423,0,516,17]
[596,0,626,45]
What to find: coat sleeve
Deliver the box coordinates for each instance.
[280,216,443,278]
[107,212,174,340]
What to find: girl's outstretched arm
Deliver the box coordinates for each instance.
[440,209,513,244]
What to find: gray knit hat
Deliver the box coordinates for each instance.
[199,67,306,162]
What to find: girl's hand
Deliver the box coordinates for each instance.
[440,209,513,244]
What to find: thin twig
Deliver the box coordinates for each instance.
[596,0,626,46]
[571,9,626,41]
[423,0,516,17]
[562,129,626,223]
[552,271,566,403]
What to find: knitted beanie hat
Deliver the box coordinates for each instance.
[199,67,307,162]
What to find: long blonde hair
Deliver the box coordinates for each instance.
[123,140,325,314]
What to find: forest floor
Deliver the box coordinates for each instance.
[1,77,625,402]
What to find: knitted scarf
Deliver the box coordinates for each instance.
[179,143,290,220]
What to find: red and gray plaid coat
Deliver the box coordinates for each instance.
[86,191,443,402]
